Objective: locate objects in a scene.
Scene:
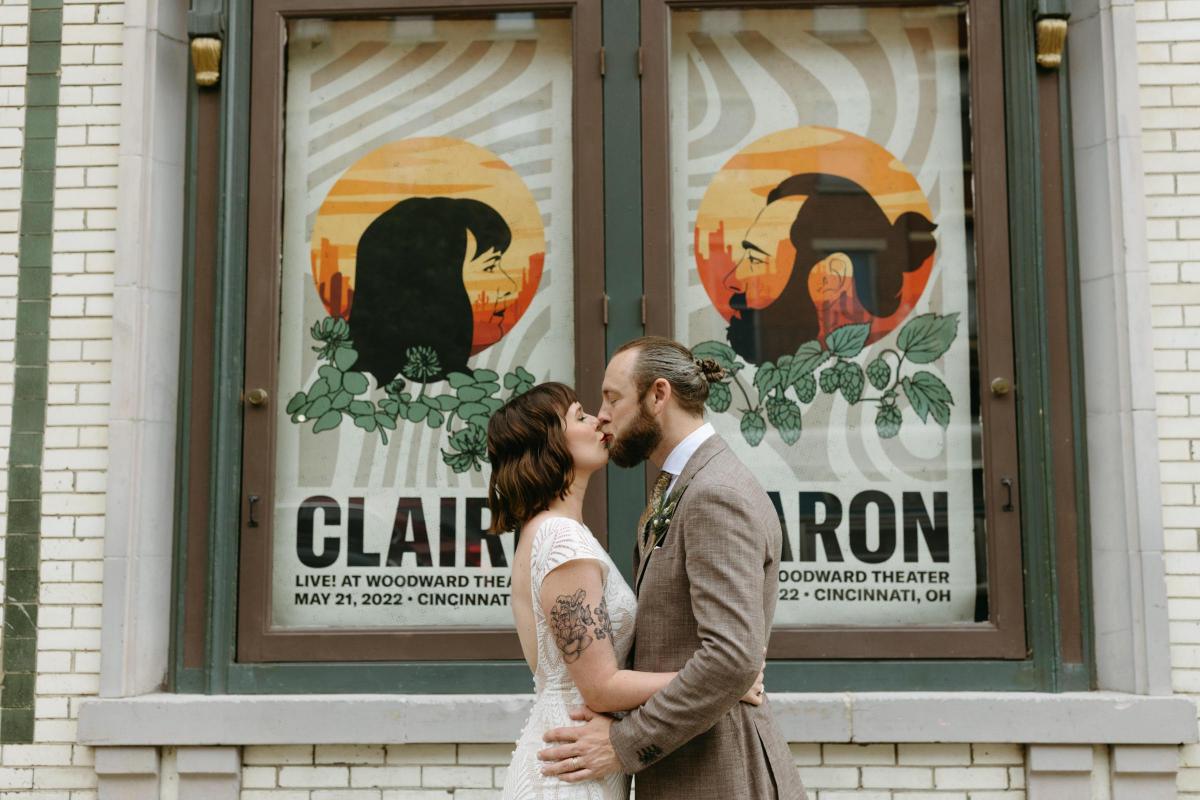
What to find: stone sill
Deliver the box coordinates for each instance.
[78,692,1198,747]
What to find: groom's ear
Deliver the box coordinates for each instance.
[650,377,672,412]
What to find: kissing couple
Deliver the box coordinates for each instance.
[487,336,807,800]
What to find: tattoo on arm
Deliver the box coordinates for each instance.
[550,589,612,662]
[594,595,613,641]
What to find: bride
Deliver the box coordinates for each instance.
[485,382,764,800]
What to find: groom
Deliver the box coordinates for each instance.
[538,337,806,799]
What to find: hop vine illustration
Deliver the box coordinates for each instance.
[695,312,960,447]
[287,317,536,472]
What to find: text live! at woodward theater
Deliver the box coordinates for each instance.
[270,7,986,631]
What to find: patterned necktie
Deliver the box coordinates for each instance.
[638,470,673,554]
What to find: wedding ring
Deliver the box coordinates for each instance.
[572,756,582,770]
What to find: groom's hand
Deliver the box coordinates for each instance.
[538,707,620,783]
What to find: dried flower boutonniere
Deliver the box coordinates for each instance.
[647,483,689,549]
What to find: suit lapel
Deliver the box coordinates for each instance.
[634,434,729,595]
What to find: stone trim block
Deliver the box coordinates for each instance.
[1026,744,1093,800]
[94,746,159,800]
[177,746,241,800]
[76,692,1199,747]
[1110,745,1179,800]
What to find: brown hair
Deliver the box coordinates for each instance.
[614,336,724,416]
[486,382,578,534]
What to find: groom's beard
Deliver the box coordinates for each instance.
[608,399,662,468]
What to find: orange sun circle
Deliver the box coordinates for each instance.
[694,126,935,347]
[310,136,545,355]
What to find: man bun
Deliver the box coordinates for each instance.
[696,357,727,384]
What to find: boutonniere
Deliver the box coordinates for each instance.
[647,483,688,548]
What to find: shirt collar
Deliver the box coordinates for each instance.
[661,422,716,477]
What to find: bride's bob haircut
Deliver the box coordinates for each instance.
[486,382,578,534]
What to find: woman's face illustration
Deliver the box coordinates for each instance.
[462,228,518,327]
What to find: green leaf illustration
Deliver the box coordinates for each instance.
[902,371,954,428]
[793,373,817,404]
[826,322,872,358]
[354,413,378,433]
[706,381,732,413]
[897,312,959,364]
[308,378,330,400]
[472,368,500,383]
[692,340,743,374]
[819,366,841,394]
[504,365,536,395]
[407,403,430,423]
[426,409,445,429]
[330,390,352,410]
[318,364,343,392]
[766,396,802,445]
[349,400,373,416]
[432,395,460,411]
[753,363,782,396]
[457,385,488,403]
[286,392,307,414]
[866,357,891,391]
[336,373,363,396]
[838,361,864,404]
[791,341,828,377]
[876,405,902,438]
[306,395,332,418]
[333,347,358,372]
[456,401,489,420]
[448,372,475,389]
[741,410,766,447]
[312,409,342,434]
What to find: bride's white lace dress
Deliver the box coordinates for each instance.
[502,517,637,800]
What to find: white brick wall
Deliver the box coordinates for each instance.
[236,743,1024,800]
[0,0,122,794]
[1138,0,1200,795]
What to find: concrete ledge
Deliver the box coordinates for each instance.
[77,692,1198,747]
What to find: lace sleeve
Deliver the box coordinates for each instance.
[530,517,609,596]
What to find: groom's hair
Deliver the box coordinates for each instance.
[615,336,711,417]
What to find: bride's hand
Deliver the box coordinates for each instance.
[739,663,766,706]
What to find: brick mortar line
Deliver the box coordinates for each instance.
[1,0,62,745]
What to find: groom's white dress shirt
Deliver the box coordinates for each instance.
[661,422,715,496]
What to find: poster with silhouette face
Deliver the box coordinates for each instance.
[270,17,573,629]
[671,6,984,625]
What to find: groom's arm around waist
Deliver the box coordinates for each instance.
[610,482,770,773]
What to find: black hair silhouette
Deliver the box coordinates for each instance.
[348,196,512,384]
[725,173,937,365]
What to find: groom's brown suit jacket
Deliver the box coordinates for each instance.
[609,434,807,800]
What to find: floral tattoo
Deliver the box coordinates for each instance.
[550,589,611,662]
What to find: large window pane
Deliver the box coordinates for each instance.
[270,15,574,630]
[669,5,987,626]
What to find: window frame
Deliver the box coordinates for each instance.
[640,0,1025,660]
[171,0,1091,692]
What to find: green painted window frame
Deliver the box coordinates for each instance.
[171,0,1092,694]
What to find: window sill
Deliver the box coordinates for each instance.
[77,691,1198,746]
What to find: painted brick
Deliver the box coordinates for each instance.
[278,766,350,788]
[420,766,492,789]
[349,767,421,788]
